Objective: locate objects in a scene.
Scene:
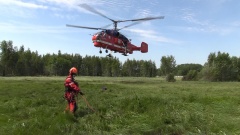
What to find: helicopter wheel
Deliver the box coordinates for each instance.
[99,50,102,54]
[105,50,108,53]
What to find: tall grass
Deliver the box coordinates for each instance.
[0,77,240,134]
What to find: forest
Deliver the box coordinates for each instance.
[1,40,240,81]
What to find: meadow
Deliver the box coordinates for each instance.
[0,76,240,135]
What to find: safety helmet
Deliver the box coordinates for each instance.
[69,67,78,75]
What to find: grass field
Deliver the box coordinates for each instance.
[0,76,240,135]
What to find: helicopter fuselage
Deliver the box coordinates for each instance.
[92,30,148,55]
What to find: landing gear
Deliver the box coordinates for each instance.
[105,49,108,53]
[122,53,128,56]
[106,50,113,57]
[99,50,102,54]
[106,54,113,57]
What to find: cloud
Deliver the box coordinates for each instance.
[231,21,240,27]
[180,8,237,36]
[174,25,234,36]
[0,21,72,34]
[0,0,48,9]
[126,28,179,44]
[181,8,210,27]
[0,0,49,18]
[37,0,110,8]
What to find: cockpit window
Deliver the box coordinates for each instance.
[94,31,102,36]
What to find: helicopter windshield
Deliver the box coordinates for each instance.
[94,31,103,36]
[105,30,119,37]
[118,33,129,42]
[104,30,129,42]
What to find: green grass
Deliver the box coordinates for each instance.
[0,77,240,135]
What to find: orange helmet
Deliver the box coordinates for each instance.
[69,67,78,75]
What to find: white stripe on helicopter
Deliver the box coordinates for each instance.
[93,40,130,52]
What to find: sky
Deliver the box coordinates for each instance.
[1,0,240,68]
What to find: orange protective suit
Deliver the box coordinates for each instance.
[64,67,82,113]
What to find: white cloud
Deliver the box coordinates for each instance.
[175,25,234,36]
[0,0,49,18]
[180,8,237,35]
[0,21,71,34]
[231,21,240,27]
[126,28,179,44]
[0,6,34,18]
[181,9,210,27]
[0,0,48,9]
[37,0,106,8]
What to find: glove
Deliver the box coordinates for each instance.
[79,91,84,95]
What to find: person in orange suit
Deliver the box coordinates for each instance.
[64,67,84,113]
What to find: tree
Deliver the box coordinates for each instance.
[159,55,176,76]
[200,52,237,81]
[166,73,176,82]
[42,54,55,75]
[122,59,132,76]
[0,40,18,76]
[111,58,121,77]
[182,70,198,81]
[215,52,232,81]
[0,58,3,76]
[0,40,162,77]
[231,56,240,81]
[175,64,203,76]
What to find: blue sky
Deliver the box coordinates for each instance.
[1,0,240,67]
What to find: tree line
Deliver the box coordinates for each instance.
[0,40,156,77]
[157,51,240,82]
[1,40,240,81]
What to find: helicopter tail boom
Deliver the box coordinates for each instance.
[129,42,148,53]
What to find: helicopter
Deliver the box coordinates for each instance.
[66,4,164,57]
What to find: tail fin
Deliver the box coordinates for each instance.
[141,42,148,53]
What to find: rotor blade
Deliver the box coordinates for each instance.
[118,16,164,31]
[118,22,141,31]
[117,16,165,22]
[66,24,107,30]
[79,4,115,22]
[101,23,112,29]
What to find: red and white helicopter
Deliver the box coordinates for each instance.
[67,4,164,57]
